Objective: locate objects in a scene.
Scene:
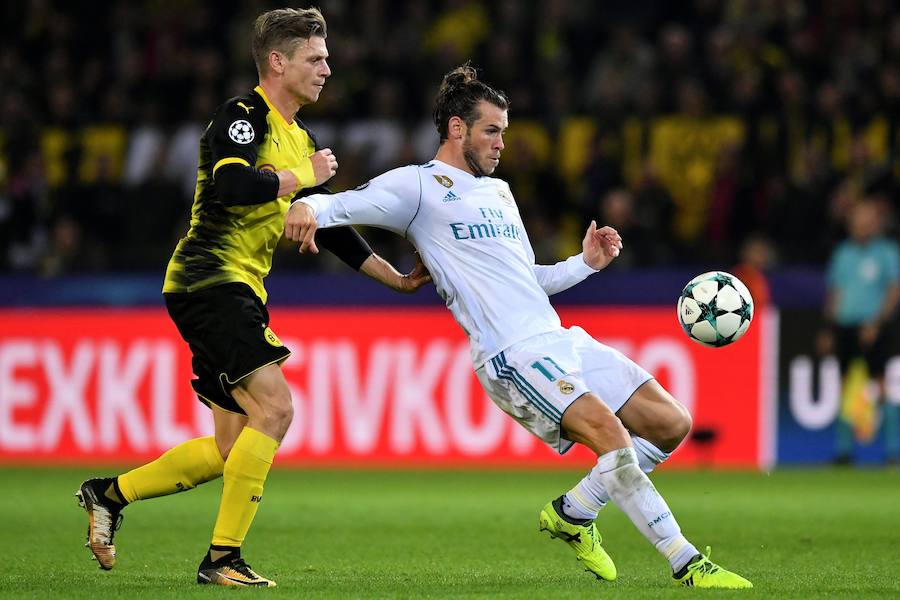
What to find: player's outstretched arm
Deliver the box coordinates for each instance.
[360,253,432,294]
[286,165,422,254]
[582,220,622,271]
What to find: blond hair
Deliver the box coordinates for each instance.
[252,8,327,76]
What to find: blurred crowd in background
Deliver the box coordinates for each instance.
[1,0,899,277]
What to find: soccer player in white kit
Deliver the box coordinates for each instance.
[285,65,752,589]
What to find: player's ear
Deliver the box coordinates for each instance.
[269,50,284,75]
[449,116,464,140]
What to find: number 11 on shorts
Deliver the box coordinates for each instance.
[531,356,567,381]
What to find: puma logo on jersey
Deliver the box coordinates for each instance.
[237,101,254,114]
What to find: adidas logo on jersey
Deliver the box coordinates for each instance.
[442,190,461,203]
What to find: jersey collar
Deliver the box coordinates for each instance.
[254,85,298,129]
[431,159,479,181]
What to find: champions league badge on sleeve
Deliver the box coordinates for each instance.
[228,120,255,144]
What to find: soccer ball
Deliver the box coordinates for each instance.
[677,271,754,347]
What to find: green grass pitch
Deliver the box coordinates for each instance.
[1,467,898,598]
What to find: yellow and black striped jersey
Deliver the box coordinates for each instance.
[163,86,320,303]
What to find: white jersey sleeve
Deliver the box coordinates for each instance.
[299,165,421,236]
[519,221,598,295]
[532,254,599,295]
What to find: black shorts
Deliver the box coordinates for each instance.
[164,282,291,415]
[835,324,889,378]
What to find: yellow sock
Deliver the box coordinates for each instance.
[117,436,225,503]
[211,427,279,547]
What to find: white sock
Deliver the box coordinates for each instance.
[563,436,670,519]
[578,447,698,572]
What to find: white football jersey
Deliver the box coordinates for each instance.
[300,159,598,366]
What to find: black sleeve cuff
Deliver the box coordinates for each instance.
[292,184,331,200]
[317,226,374,271]
[214,164,280,206]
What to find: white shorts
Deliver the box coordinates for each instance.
[476,326,652,454]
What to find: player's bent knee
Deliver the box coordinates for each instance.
[675,406,692,441]
[655,406,692,452]
[259,393,294,439]
[563,395,631,454]
[271,399,294,429]
[233,390,293,441]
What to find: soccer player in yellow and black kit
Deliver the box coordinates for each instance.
[75,8,430,587]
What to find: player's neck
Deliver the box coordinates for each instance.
[434,146,474,176]
[258,81,301,123]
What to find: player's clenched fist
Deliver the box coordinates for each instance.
[284,201,319,254]
[309,148,338,185]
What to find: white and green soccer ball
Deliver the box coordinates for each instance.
[677,271,754,347]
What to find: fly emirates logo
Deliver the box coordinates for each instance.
[450,207,521,241]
